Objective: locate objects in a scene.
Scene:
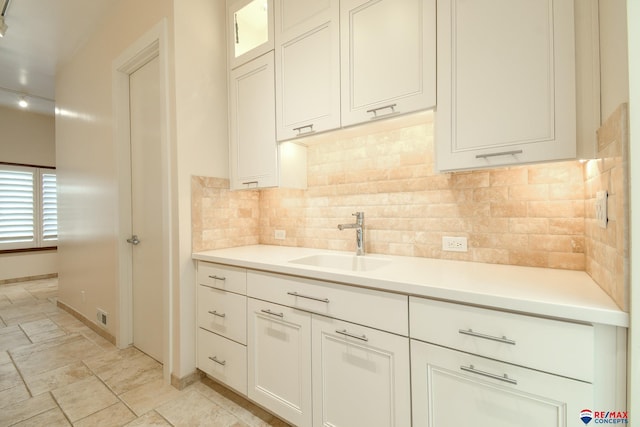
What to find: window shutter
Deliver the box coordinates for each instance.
[0,168,35,246]
[41,172,58,243]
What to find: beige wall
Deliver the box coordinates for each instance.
[55,0,173,352]
[0,106,57,282]
[600,0,629,120]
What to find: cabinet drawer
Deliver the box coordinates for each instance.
[197,328,247,395]
[409,297,594,382]
[197,262,246,294]
[197,285,247,344]
[247,271,408,336]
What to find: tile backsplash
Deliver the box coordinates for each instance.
[192,108,629,310]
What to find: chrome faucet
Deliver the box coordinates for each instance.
[338,212,365,256]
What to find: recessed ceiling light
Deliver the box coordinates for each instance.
[18,95,28,108]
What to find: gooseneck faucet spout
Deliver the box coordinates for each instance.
[338,212,365,256]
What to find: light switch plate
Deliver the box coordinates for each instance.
[595,191,608,229]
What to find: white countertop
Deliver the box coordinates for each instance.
[193,245,628,327]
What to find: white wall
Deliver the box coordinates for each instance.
[172,0,228,378]
[0,105,57,282]
[626,0,639,417]
[600,0,629,120]
[55,0,174,340]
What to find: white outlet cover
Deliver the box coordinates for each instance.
[595,191,608,229]
[442,236,468,252]
[274,229,286,240]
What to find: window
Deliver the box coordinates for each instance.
[0,164,57,251]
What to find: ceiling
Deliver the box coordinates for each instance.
[0,0,111,115]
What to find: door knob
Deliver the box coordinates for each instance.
[126,235,140,245]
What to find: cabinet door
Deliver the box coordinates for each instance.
[435,0,576,171]
[274,0,340,141]
[312,315,411,427]
[340,0,436,126]
[411,340,593,427]
[247,298,312,427]
[229,52,278,189]
[228,0,274,69]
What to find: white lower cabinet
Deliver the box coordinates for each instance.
[312,315,411,427]
[247,298,313,427]
[410,340,592,427]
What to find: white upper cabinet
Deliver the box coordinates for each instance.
[435,0,578,171]
[340,0,436,127]
[229,52,279,189]
[228,0,274,69]
[274,0,341,141]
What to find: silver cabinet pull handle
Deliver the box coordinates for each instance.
[260,309,284,318]
[208,275,226,281]
[293,124,314,135]
[458,329,516,345]
[475,150,523,159]
[208,310,226,318]
[242,180,259,186]
[460,365,517,385]
[287,291,329,303]
[366,103,397,118]
[335,329,368,342]
[209,356,226,366]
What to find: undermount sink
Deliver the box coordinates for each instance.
[289,253,391,272]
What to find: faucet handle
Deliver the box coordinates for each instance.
[352,212,364,218]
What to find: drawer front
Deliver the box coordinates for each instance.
[409,297,594,382]
[197,328,247,395]
[247,271,408,336]
[197,262,246,294]
[197,285,247,344]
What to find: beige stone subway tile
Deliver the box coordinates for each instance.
[508,184,548,201]
[458,203,491,218]
[489,167,528,187]
[473,187,509,203]
[548,252,585,271]
[508,250,549,268]
[528,235,575,253]
[387,243,415,257]
[527,200,581,218]
[440,189,475,203]
[549,218,584,235]
[508,218,549,234]
[472,218,511,233]
[413,244,443,259]
[451,171,490,189]
[528,161,583,185]
[548,182,584,200]
[441,250,473,262]
[424,174,453,190]
[490,201,528,218]
[472,248,510,265]
[426,203,462,218]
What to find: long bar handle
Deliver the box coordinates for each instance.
[260,309,284,318]
[335,329,368,342]
[208,310,226,318]
[366,103,397,118]
[208,275,226,281]
[242,181,259,186]
[208,356,226,366]
[458,329,516,345]
[460,365,517,385]
[293,123,314,135]
[287,291,329,303]
[475,150,523,159]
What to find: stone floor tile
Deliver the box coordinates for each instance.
[124,411,172,426]
[94,351,163,395]
[23,361,93,396]
[9,407,71,427]
[51,375,119,422]
[0,325,31,352]
[119,378,184,416]
[73,402,136,427]
[156,389,250,427]
[0,360,23,392]
[0,383,30,409]
[0,350,10,364]
[0,391,57,427]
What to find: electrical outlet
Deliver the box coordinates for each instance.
[595,191,608,229]
[274,229,286,240]
[96,309,108,327]
[442,236,468,252]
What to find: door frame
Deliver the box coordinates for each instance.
[113,19,173,382]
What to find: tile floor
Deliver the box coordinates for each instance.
[0,278,290,427]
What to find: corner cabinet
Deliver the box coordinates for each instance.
[274,0,341,141]
[340,0,436,127]
[435,0,578,171]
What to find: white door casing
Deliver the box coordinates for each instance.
[113,20,173,381]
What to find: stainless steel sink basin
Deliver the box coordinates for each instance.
[289,253,391,272]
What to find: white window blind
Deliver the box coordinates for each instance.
[0,164,57,250]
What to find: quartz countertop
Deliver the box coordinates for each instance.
[192,245,628,327]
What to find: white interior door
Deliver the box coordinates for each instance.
[129,55,163,362]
